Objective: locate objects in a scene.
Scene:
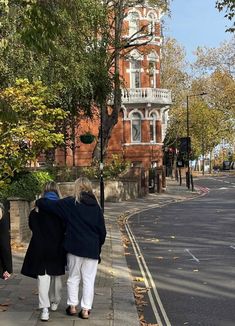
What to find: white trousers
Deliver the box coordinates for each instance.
[38,274,62,309]
[67,253,98,310]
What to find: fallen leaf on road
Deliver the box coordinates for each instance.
[135,286,150,294]
[0,307,7,312]
[0,302,11,312]
[133,277,144,282]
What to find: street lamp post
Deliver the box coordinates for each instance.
[186,92,207,190]
[100,104,104,212]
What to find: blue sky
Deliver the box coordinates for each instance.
[164,0,233,63]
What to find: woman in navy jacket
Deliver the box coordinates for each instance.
[21,181,66,322]
[36,176,106,319]
[0,201,12,280]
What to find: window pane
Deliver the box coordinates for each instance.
[131,60,141,88]
[129,12,139,35]
[150,113,157,141]
[134,71,141,88]
[150,120,154,141]
[131,113,141,142]
[148,13,155,33]
[132,120,141,141]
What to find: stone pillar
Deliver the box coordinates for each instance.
[8,198,32,243]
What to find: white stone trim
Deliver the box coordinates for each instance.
[123,142,163,146]
[128,109,144,120]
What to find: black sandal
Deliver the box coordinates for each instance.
[66,306,77,316]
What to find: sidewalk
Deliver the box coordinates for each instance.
[0,179,202,326]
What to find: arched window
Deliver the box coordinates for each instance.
[131,112,141,142]
[150,112,157,142]
[129,12,140,36]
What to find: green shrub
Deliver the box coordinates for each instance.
[3,171,53,201]
[46,166,79,182]
[82,155,130,180]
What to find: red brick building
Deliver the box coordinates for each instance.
[55,4,172,171]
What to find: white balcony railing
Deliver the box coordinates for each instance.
[121,88,172,105]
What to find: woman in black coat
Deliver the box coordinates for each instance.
[36,176,106,320]
[0,201,12,280]
[21,181,66,322]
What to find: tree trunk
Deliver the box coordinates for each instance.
[92,1,123,162]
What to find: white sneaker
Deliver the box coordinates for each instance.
[50,302,58,311]
[40,308,49,321]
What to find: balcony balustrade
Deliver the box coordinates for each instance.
[121,88,172,106]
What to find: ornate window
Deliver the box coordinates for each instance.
[148,13,155,34]
[147,51,158,88]
[150,112,157,142]
[130,60,141,88]
[131,112,142,142]
[129,11,140,36]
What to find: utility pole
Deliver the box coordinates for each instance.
[186,92,207,190]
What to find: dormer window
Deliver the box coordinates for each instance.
[131,112,142,142]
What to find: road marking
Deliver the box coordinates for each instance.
[184,249,200,263]
[122,194,205,325]
[230,246,235,250]
[125,215,171,326]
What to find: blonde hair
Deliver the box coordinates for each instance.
[42,181,62,198]
[74,176,94,203]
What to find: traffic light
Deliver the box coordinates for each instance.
[179,137,191,154]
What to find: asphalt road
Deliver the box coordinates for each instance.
[126,174,235,326]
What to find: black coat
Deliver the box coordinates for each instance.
[21,202,66,279]
[0,201,12,278]
[37,192,106,260]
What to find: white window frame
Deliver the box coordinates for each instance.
[130,112,142,143]
[150,112,157,142]
[147,51,159,88]
[148,13,155,34]
[130,59,141,88]
[129,11,140,36]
